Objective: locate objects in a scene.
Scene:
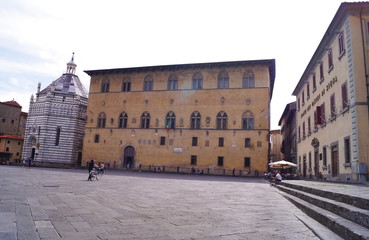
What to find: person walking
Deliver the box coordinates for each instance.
[27,157,32,170]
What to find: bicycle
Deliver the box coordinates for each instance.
[96,167,104,179]
[88,168,99,181]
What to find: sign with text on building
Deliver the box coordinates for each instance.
[173,148,183,153]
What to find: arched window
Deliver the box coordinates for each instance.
[192,72,203,89]
[55,127,61,146]
[118,112,128,128]
[168,73,178,90]
[98,112,106,128]
[101,77,110,92]
[122,76,131,92]
[242,111,254,129]
[191,111,201,129]
[141,112,150,128]
[218,71,229,89]
[165,112,176,130]
[216,111,228,129]
[243,70,255,88]
[143,75,153,91]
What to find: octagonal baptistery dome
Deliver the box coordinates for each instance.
[22,54,88,167]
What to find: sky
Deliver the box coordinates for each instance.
[0,0,354,129]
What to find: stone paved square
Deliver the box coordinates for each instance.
[0,166,319,239]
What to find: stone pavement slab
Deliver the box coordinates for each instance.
[0,166,328,239]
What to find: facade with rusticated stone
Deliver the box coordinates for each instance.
[83,59,275,175]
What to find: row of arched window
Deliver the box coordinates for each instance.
[97,111,255,130]
[101,70,255,92]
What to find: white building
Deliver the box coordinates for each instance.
[22,54,88,167]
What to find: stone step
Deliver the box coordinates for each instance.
[277,185,369,228]
[281,182,369,210]
[278,190,369,240]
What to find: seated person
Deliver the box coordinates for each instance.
[276,171,282,183]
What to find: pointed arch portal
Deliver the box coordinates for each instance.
[123,146,135,169]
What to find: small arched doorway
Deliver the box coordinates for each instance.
[123,146,135,169]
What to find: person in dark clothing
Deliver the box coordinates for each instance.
[88,160,96,181]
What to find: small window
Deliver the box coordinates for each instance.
[344,137,351,164]
[245,138,251,148]
[165,112,176,130]
[218,71,229,89]
[217,156,224,166]
[244,157,251,168]
[216,111,228,130]
[328,48,334,71]
[18,142,21,145]
[101,77,110,92]
[302,90,305,106]
[219,137,224,147]
[2,119,5,123]
[94,134,100,143]
[5,147,9,152]
[144,75,153,91]
[122,76,131,92]
[342,82,349,109]
[297,97,300,111]
[7,140,10,144]
[160,136,166,145]
[242,111,254,129]
[191,155,197,165]
[312,73,317,91]
[243,70,254,88]
[192,137,198,146]
[319,62,324,82]
[168,73,178,90]
[11,119,14,124]
[308,117,311,134]
[55,127,61,146]
[98,112,106,128]
[190,111,201,129]
[330,94,336,118]
[338,32,345,57]
[306,82,310,99]
[118,112,128,128]
[141,112,150,129]
[192,72,203,90]
[16,152,19,156]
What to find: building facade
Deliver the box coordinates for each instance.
[0,135,24,164]
[22,55,88,167]
[0,100,27,137]
[270,129,282,163]
[83,59,275,175]
[293,2,369,181]
[278,102,297,166]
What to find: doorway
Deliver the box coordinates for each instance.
[314,149,319,177]
[123,146,135,169]
[331,145,339,177]
[31,147,36,160]
[303,155,307,177]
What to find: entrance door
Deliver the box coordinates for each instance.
[123,146,135,169]
[314,149,319,177]
[331,146,339,177]
[303,156,307,177]
[31,148,36,160]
